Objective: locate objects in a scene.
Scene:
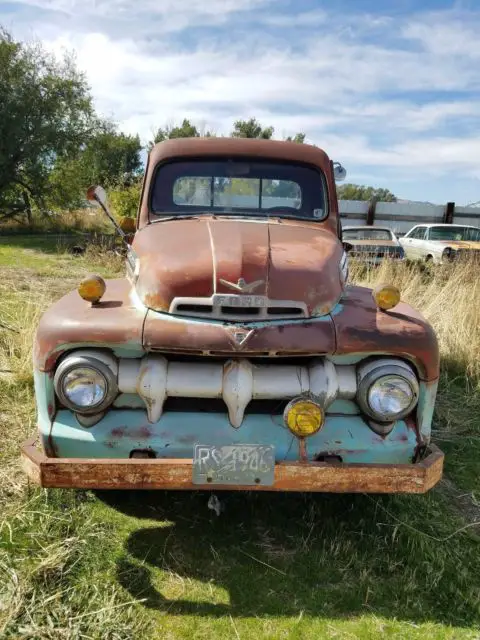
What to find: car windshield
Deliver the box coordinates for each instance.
[429,226,480,241]
[342,228,393,241]
[150,158,327,220]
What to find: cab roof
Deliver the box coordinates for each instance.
[147,137,332,174]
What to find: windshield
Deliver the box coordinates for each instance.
[429,226,480,241]
[150,158,327,220]
[342,228,393,241]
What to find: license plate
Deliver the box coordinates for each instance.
[213,294,266,308]
[192,444,275,486]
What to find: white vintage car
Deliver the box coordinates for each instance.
[399,224,480,263]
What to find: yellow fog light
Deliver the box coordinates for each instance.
[284,398,325,437]
[78,274,106,304]
[373,284,400,311]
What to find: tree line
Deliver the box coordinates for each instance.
[0,29,395,223]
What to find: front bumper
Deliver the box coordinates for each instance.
[21,437,444,493]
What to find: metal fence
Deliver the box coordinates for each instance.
[339,200,480,235]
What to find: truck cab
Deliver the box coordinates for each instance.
[23,138,443,493]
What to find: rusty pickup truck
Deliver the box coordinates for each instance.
[22,138,443,493]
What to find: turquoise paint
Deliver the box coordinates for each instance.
[113,393,146,409]
[329,301,344,317]
[48,409,417,464]
[326,399,360,415]
[34,369,55,453]
[416,380,438,441]
[34,369,54,427]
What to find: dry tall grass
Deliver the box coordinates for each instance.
[0,247,144,637]
[0,208,109,235]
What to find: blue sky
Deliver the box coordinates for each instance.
[2,0,480,204]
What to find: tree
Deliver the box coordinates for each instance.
[285,133,306,144]
[0,29,97,219]
[231,118,274,139]
[148,118,206,151]
[336,184,397,202]
[47,124,142,211]
[78,125,142,186]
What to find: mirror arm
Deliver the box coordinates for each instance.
[93,193,130,247]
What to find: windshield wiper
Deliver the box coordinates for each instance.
[151,212,212,223]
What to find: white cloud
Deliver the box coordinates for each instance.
[403,12,480,58]
[9,0,272,32]
[262,9,327,27]
[3,1,480,202]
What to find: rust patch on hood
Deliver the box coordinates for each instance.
[133,218,344,316]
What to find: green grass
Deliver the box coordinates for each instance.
[0,240,479,639]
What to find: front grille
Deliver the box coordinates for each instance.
[114,354,357,427]
[163,397,288,415]
[170,295,307,321]
[351,246,403,259]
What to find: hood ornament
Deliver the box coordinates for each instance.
[226,327,254,349]
[219,277,264,293]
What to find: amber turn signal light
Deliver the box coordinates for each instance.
[372,284,400,311]
[284,398,325,437]
[78,275,106,304]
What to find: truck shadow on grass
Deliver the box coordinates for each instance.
[98,489,480,627]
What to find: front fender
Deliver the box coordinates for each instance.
[331,286,439,382]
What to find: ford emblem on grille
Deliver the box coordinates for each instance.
[226,327,254,348]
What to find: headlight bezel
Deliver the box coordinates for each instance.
[54,354,118,414]
[356,360,419,423]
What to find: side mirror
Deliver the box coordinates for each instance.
[86,185,108,208]
[333,162,347,182]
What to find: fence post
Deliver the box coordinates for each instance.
[366,197,377,226]
[444,202,455,224]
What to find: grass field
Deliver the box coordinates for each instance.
[0,236,479,639]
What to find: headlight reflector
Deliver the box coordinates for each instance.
[62,367,107,408]
[367,376,415,419]
[54,354,118,414]
[357,360,419,423]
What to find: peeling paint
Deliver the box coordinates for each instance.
[46,409,418,464]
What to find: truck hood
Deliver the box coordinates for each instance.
[132,217,344,317]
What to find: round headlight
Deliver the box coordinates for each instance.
[54,354,118,414]
[357,360,419,423]
[63,367,107,408]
